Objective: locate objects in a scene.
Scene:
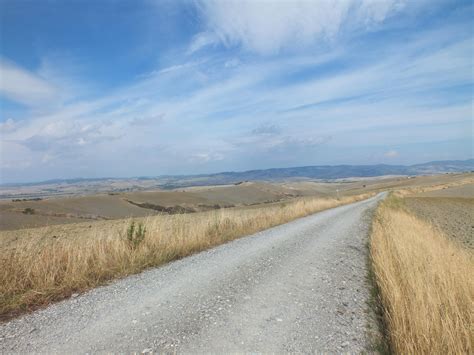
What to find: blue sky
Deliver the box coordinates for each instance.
[0,0,472,183]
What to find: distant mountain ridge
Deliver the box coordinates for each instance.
[162,159,472,187]
[2,159,473,188]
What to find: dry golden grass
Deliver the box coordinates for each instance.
[0,193,373,319]
[371,195,473,354]
[395,176,474,197]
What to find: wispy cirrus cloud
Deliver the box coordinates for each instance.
[193,0,407,54]
[187,32,219,55]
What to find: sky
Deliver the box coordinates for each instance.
[0,0,473,183]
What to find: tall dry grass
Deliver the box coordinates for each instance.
[371,195,473,353]
[0,193,372,319]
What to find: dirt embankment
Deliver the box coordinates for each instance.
[403,183,473,248]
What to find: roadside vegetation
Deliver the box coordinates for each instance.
[0,193,373,320]
[370,193,473,353]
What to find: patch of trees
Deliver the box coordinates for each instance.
[126,200,196,214]
[22,208,35,214]
[12,198,43,202]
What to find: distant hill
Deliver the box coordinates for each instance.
[2,159,473,188]
[156,159,473,188]
[406,160,474,174]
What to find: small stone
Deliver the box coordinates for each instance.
[142,348,153,354]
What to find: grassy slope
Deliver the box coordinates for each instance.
[370,194,473,353]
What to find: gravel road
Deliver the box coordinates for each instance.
[0,193,385,353]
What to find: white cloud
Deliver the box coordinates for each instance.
[0,59,57,105]
[191,152,225,162]
[187,32,219,54]
[384,150,399,158]
[195,0,406,54]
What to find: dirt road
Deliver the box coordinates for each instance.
[0,193,385,353]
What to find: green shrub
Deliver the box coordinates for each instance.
[126,221,146,249]
[22,207,35,215]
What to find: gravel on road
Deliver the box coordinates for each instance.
[0,193,385,353]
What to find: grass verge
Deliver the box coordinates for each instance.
[0,193,373,320]
[365,235,391,354]
[370,194,473,353]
